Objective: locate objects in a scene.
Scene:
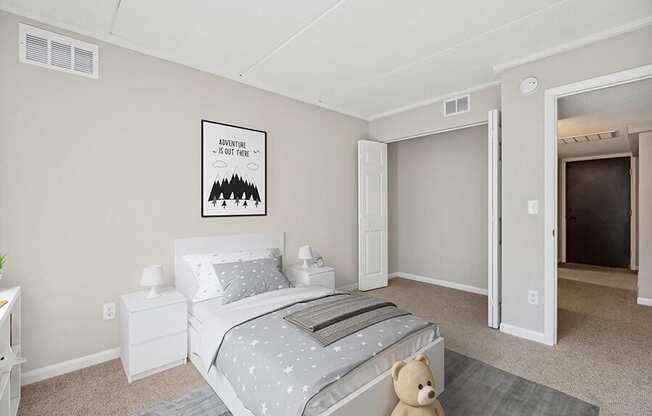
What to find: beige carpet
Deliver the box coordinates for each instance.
[19,278,652,416]
[18,359,205,416]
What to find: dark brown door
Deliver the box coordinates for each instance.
[565,157,630,268]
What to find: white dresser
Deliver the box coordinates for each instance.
[286,264,336,290]
[0,287,22,416]
[120,288,187,383]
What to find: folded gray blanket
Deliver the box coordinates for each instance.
[284,295,395,331]
[284,295,409,346]
[309,305,409,346]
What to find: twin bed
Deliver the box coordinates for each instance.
[174,232,445,416]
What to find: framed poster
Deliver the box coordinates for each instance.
[202,120,267,217]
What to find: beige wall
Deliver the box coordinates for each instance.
[388,125,488,290]
[368,86,500,142]
[0,11,367,371]
[500,26,652,333]
[638,132,652,300]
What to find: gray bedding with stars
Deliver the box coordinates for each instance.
[215,294,437,416]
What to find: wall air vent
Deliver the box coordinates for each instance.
[19,24,98,79]
[443,95,470,117]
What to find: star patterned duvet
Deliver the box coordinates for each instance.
[211,288,437,416]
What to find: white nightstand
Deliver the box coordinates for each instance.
[120,287,188,383]
[286,264,336,290]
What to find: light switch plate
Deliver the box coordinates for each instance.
[528,200,539,215]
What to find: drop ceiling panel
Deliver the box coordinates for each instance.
[0,0,117,33]
[326,0,652,117]
[112,0,340,78]
[1,0,650,119]
[245,0,562,101]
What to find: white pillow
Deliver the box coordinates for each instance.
[183,248,281,302]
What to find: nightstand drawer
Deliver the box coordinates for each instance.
[129,302,187,345]
[130,331,186,375]
[287,265,336,289]
[307,271,335,288]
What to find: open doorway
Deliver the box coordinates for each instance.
[544,68,652,344]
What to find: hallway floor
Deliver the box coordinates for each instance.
[559,263,637,291]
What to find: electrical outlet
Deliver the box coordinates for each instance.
[527,200,539,215]
[528,290,539,305]
[103,302,116,320]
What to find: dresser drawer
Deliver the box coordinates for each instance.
[130,331,186,375]
[129,302,187,345]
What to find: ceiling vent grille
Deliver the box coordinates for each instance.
[558,130,617,144]
[19,24,98,79]
[444,95,470,117]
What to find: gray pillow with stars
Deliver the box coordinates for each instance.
[213,257,291,304]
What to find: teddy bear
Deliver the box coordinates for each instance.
[390,354,445,416]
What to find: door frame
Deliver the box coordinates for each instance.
[559,152,635,268]
[369,112,502,328]
[487,109,501,329]
[543,63,652,345]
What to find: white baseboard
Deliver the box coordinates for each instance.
[390,272,488,296]
[637,297,652,307]
[336,283,358,292]
[499,323,548,344]
[22,347,120,386]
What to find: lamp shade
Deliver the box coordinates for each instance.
[140,264,164,287]
[297,245,313,260]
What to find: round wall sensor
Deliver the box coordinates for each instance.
[520,77,539,94]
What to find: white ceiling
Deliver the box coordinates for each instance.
[1,0,651,120]
[558,77,652,137]
[557,77,652,158]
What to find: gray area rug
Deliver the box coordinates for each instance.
[137,349,599,416]
[136,386,230,416]
[440,350,599,415]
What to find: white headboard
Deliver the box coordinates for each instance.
[174,232,286,302]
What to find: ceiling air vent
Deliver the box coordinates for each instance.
[558,130,617,144]
[19,24,99,79]
[443,95,470,117]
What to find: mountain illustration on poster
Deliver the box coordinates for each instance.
[207,168,262,207]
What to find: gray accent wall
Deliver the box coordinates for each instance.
[500,26,652,334]
[0,11,367,372]
[388,125,488,291]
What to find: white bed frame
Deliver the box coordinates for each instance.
[174,232,445,416]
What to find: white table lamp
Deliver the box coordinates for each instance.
[141,264,165,299]
[297,245,314,268]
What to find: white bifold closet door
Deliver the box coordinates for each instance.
[488,109,502,329]
[358,140,388,291]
